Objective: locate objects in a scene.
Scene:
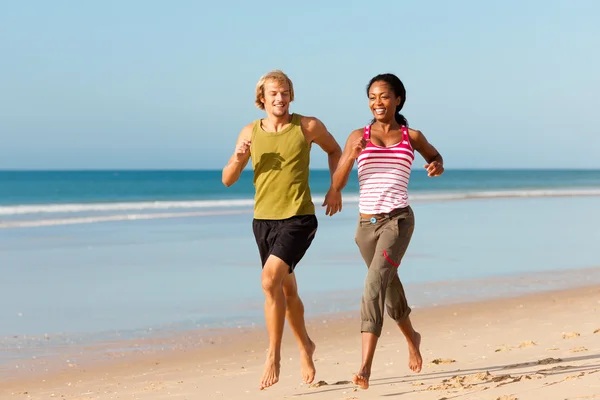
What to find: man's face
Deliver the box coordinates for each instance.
[262,80,291,117]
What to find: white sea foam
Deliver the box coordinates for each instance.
[0,209,253,229]
[2,188,600,216]
[1,188,599,229]
[0,199,257,216]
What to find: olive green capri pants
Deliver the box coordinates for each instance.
[354,206,415,337]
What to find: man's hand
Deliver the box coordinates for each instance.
[222,124,253,187]
[322,187,342,216]
[234,140,251,162]
[424,160,444,177]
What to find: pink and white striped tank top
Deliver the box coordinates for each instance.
[357,124,415,214]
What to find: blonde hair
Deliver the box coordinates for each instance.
[255,70,295,110]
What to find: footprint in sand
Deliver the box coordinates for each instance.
[571,346,588,353]
[492,374,516,383]
[426,380,471,391]
[495,341,535,353]
[565,372,586,381]
[563,332,581,339]
[308,380,351,388]
[427,371,495,391]
[495,373,544,387]
[594,328,600,334]
[537,357,563,365]
[518,341,536,348]
[426,371,546,393]
[502,361,530,370]
[538,365,573,374]
[428,358,456,366]
[426,371,541,392]
[542,370,588,388]
[502,358,562,370]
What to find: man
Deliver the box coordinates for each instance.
[222,70,343,390]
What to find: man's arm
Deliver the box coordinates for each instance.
[222,124,253,187]
[301,116,342,179]
[408,128,444,177]
[301,116,343,216]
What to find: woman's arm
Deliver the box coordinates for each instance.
[408,128,444,177]
[331,129,367,191]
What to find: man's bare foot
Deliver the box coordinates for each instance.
[352,369,370,390]
[408,331,422,373]
[300,339,316,384]
[259,356,280,390]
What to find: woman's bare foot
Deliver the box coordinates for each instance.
[259,355,280,390]
[352,369,370,390]
[407,331,422,373]
[300,339,316,384]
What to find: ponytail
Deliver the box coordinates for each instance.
[395,108,408,127]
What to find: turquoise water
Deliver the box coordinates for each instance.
[2,169,600,206]
[1,169,600,366]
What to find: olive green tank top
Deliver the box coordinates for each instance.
[250,113,315,220]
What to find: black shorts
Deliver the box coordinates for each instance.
[252,214,318,273]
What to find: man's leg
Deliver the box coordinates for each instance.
[259,254,290,390]
[259,214,317,389]
[282,272,316,384]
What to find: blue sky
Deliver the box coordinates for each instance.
[0,0,598,170]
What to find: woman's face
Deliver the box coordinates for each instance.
[368,81,400,123]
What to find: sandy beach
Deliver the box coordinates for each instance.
[1,284,599,400]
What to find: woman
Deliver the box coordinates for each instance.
[331,73,444,389]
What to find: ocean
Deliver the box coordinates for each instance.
[1,169,600,369]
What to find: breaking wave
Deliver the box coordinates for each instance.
[1,188,599,228]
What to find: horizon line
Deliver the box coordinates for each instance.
[2,167,600,172]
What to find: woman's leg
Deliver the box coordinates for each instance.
[353,213,410,389]
[387,275,422,372]
[384,206,422,372]
[352,219,378,389]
